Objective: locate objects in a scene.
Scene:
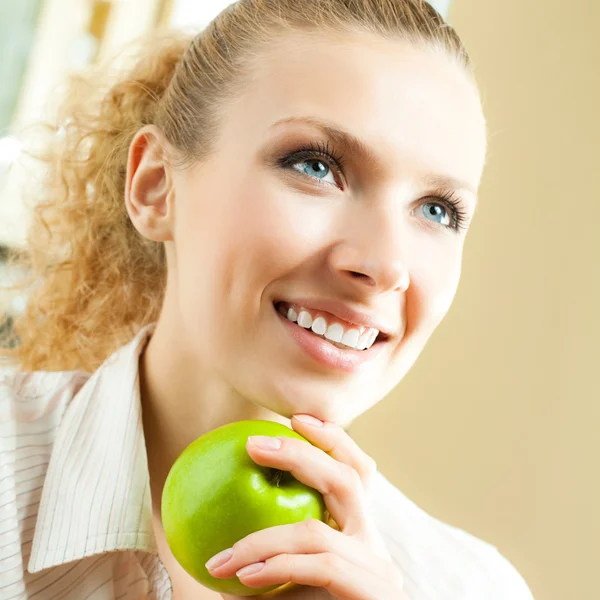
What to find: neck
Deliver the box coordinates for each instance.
[138,315,290,516]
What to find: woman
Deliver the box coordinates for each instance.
[0,0,534,598]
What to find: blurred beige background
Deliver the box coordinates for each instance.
[1,2,598,599]
[353,2,599,600]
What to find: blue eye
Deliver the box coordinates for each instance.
[292,159,337,185]
[277,141,345,188]
[421,202,451,227]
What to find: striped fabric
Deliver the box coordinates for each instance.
[0,323,534,599]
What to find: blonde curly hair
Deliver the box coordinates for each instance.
[0,0,471,374]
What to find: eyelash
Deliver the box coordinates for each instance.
[277,141,469,232]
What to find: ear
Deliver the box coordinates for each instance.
[125,124,175,243]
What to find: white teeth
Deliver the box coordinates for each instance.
[324,323,344,343]
[341,328,360,348]
[356,330,372,350]
[311,316,327,335]
[278,302,382,351]
[297,310,313,328]
[365,329,378,349]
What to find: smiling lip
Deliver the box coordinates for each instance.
[275,297,394,337]
[274,303,386,373]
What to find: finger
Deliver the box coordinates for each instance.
[235,552,405,600]
[206,519,382,579]
[291,415,378,491]
[246,435,369,534]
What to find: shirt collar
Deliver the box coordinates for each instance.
[28,322,158,573]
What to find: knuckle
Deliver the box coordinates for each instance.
[280,552,294,575]
[323,552,344,573]
[304,517,330,542]
[356,455,377,487]
[364,455,377,475]
[231,538,247,555]
[305,520,332,555]
[342,464,362,490]
[232,534,257,556]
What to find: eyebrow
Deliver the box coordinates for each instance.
[269,115,478,199]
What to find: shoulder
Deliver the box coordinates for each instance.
[0,369,90,443]
[368,470,534,600]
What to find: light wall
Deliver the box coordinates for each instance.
[351,2,599,599]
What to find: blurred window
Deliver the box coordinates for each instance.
[0,0,43,133]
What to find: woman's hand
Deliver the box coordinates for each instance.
[205,414,409,600]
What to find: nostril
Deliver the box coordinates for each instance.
[348,271,376,286]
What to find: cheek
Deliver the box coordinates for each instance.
[175,179,332,334]
[226,180,334,278]
[406,240,463,337]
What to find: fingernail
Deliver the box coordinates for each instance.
[248,435,282,450]
[294,414,323,427]
[205,547,233,570]
[237,562,265,577]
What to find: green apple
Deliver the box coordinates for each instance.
[161,419,327,596]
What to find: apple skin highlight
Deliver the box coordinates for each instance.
[161,419,327,596]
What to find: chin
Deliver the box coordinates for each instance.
[279,401,355,428]
[252,372,368,427]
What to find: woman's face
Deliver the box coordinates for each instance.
[168,33,486,426]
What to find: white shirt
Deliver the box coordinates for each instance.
[0,323,534,599]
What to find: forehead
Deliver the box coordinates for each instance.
[227,32,487,191]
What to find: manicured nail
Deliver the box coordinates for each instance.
[294,414,323,427]
[205,547,233,570]
[237,562,265,577]
[248,435,282,450]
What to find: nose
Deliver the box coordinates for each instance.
[328,208,410,295]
